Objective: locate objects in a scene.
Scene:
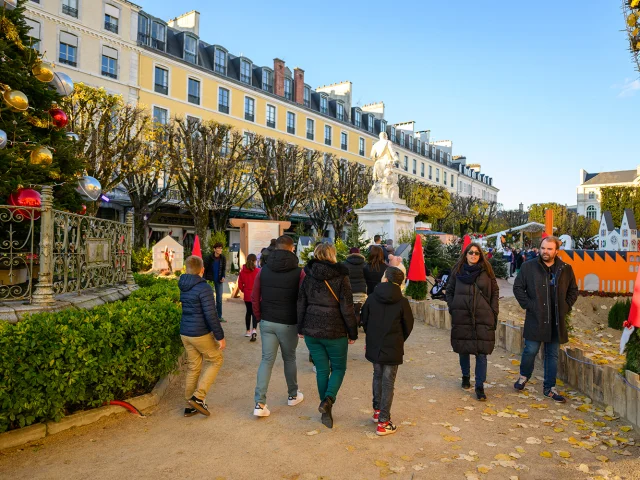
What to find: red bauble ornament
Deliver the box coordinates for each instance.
[77,204,87,215]
[8,188,41,220]
[49,108,69,128]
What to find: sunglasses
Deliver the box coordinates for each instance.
[467,251,480,256]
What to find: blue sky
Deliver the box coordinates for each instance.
[141,0,639,210]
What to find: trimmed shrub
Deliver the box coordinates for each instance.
[608,299,632,330]
[406,280,428,301]
[489,253,510,280]
[625,329,640,375]
[0,280,182,433]
[131,247,153,273]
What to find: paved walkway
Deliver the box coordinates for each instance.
[0,299,637,480]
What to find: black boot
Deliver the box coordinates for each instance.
[318,397,334,428]
[475,386,487,401]
[461,376,471,390]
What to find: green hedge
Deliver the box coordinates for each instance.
[626,329,640,375]
[0,277,182,433]
[608,299,632,330]
[131,247,153,273]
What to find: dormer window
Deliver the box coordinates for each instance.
[408,135,413,150]
[184,36,197,64]
[214,48,226,75]
[354,110,362,128]
[380,120,386,135]
[416,139,421,153]
[240,59,252,84]
[151,21,166,51]
[336,103,344,121]
[284,78,292,100]
[400,131,405,146]
[262,70,273,92]
[320,95,328,114]
[367,115,374,133]
[138,15,150,44]
[588,191,595,200]
[390,126,396,142]
[303,86,311,107]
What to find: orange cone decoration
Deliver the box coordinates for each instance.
[462,234,472,251]
[192,235,202,259]
[407,235,427,282]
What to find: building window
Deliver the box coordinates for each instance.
[151,21,166,51]
[262,70,273,92]
[101,46,118,79]
[412,159,417,175]
[380,120,386,135]
[416,139,421,154]
[104,5,119,34]
[62,0,78,18]
[153,106,168,125]
[359,137,365,156]
[336,103,344,121]
[214,48,226,74]
[184,36,197,64]
[341,132,348,150]
[588,191,595,200]
[325,125,332,145]
[266,105,276,128]
[320,96,328,114]
[306,118,314,140]
[429,165,433,180]
[451,175,454,188]
[403,156,408,171]
[138,15,150,44]
[368,115,375,133]
[284,78,292,100]
[400,131,405,147]
[354,110,361,128]
[59,32,78,67]
[286,112,296,134]
[218,87,229,114]
[24,18,41,51]
[436,168,440,182]
[390,126,396,142]
[244,97,255,122]
[408,136,413,150]
[304,86,311,107]
[154,67,168,95]
[188,78,200,105]
[586,205,597,220]
[421,163,425,177]
[240,59,252,84]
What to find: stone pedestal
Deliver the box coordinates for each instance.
[355,193,417,244]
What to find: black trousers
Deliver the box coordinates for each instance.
[244,301,257,330]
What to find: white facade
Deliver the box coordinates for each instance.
[577,166,640,220]
[25,0,142,103]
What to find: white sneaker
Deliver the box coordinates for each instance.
[288,391,304,406]
[313,366,317,373]
[244,331,251,337]
[253,403,270,417]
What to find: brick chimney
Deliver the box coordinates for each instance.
[274,58,285,97]
[294,67,305,104]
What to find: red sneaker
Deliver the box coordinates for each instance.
[376,421,397,436]
[372,410,380,423]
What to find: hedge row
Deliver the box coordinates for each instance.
[0,275,181,433]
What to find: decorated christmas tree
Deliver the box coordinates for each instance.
[0,0,83,209]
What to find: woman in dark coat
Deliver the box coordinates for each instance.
[298,243,358,429]
[445,242,499,401]
[342,247,367,324]
[363,246,388,295]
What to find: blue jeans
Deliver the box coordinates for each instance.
[212,281,223,318]
[520,339,559,392]
[254,321,299,404]
[459,353,487,387]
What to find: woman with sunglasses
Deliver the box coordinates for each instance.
[445,243,499,400]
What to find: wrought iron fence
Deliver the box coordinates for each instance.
[0,186,133,305]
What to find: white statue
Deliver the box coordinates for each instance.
[370,132,401,201]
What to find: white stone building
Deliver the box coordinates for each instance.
[577,166,640,220]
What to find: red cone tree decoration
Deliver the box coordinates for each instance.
[405,234,428,300]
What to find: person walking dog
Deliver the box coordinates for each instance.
[445,243,499,401]
[513,236,578,403]
[298,243,358,429]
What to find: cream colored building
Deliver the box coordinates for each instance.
[577,166,640,220]
[24,0,141,103]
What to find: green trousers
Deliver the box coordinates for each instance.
[305,336,348,402]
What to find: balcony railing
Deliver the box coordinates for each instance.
[341,144,347,151]
[184,52,197,64]
[138,32,150,45]
[59,57,77,67]
[102,70,117,79]
[155,84,168,95]
[214,64,226,75]
[218,104,229,114]
[359,149,365,156]
[267,120,276,128]
[262,83,273,93]
[287,126,295,134]
[188,94,200,105]
[151,38,165,51]
[62,4,78,17]
[307,132,314,140]
[104,21,118,34]
[325,138,331,146]
[244,112,254,122]
[240,74,252,84]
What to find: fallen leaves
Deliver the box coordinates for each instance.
[442,435,462,442]
[306,430,319,436]
[526,437,542,445]
[557,451,571,458]
[539,451,553,458]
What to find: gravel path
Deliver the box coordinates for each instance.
[1,297,638,480]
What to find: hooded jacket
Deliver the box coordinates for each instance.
[297,259,358,340]
[341,253,367,294]
[513,256,578,344]
[251,249,304,324]
[361,282,414,365]
[238,265,260,301]
[178,274,225,340]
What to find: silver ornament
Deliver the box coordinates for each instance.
[0,129,6,149]
[50,72,75,97]
[1,0,17,10]
[76,176,102,202]
[65,132,80,142]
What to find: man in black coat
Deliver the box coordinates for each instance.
[513,236,578,403]
[178,255,226,417]
[203,242,227,321]
[361,267,414,436]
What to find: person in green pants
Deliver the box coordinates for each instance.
[297,243,358,428]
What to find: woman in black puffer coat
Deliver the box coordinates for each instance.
[445,242,499,401]
[298,243,358,429]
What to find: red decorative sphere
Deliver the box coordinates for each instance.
[77,204,87,215]
[8,188,41,220]
[49,108,69,128]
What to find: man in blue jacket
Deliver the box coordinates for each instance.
[178,255,226,417]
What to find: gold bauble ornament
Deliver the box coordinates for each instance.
[32,62,54,82]
[3,89,29,112]
[30,146,53,166]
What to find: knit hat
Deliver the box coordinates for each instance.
[349,247,360,254]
